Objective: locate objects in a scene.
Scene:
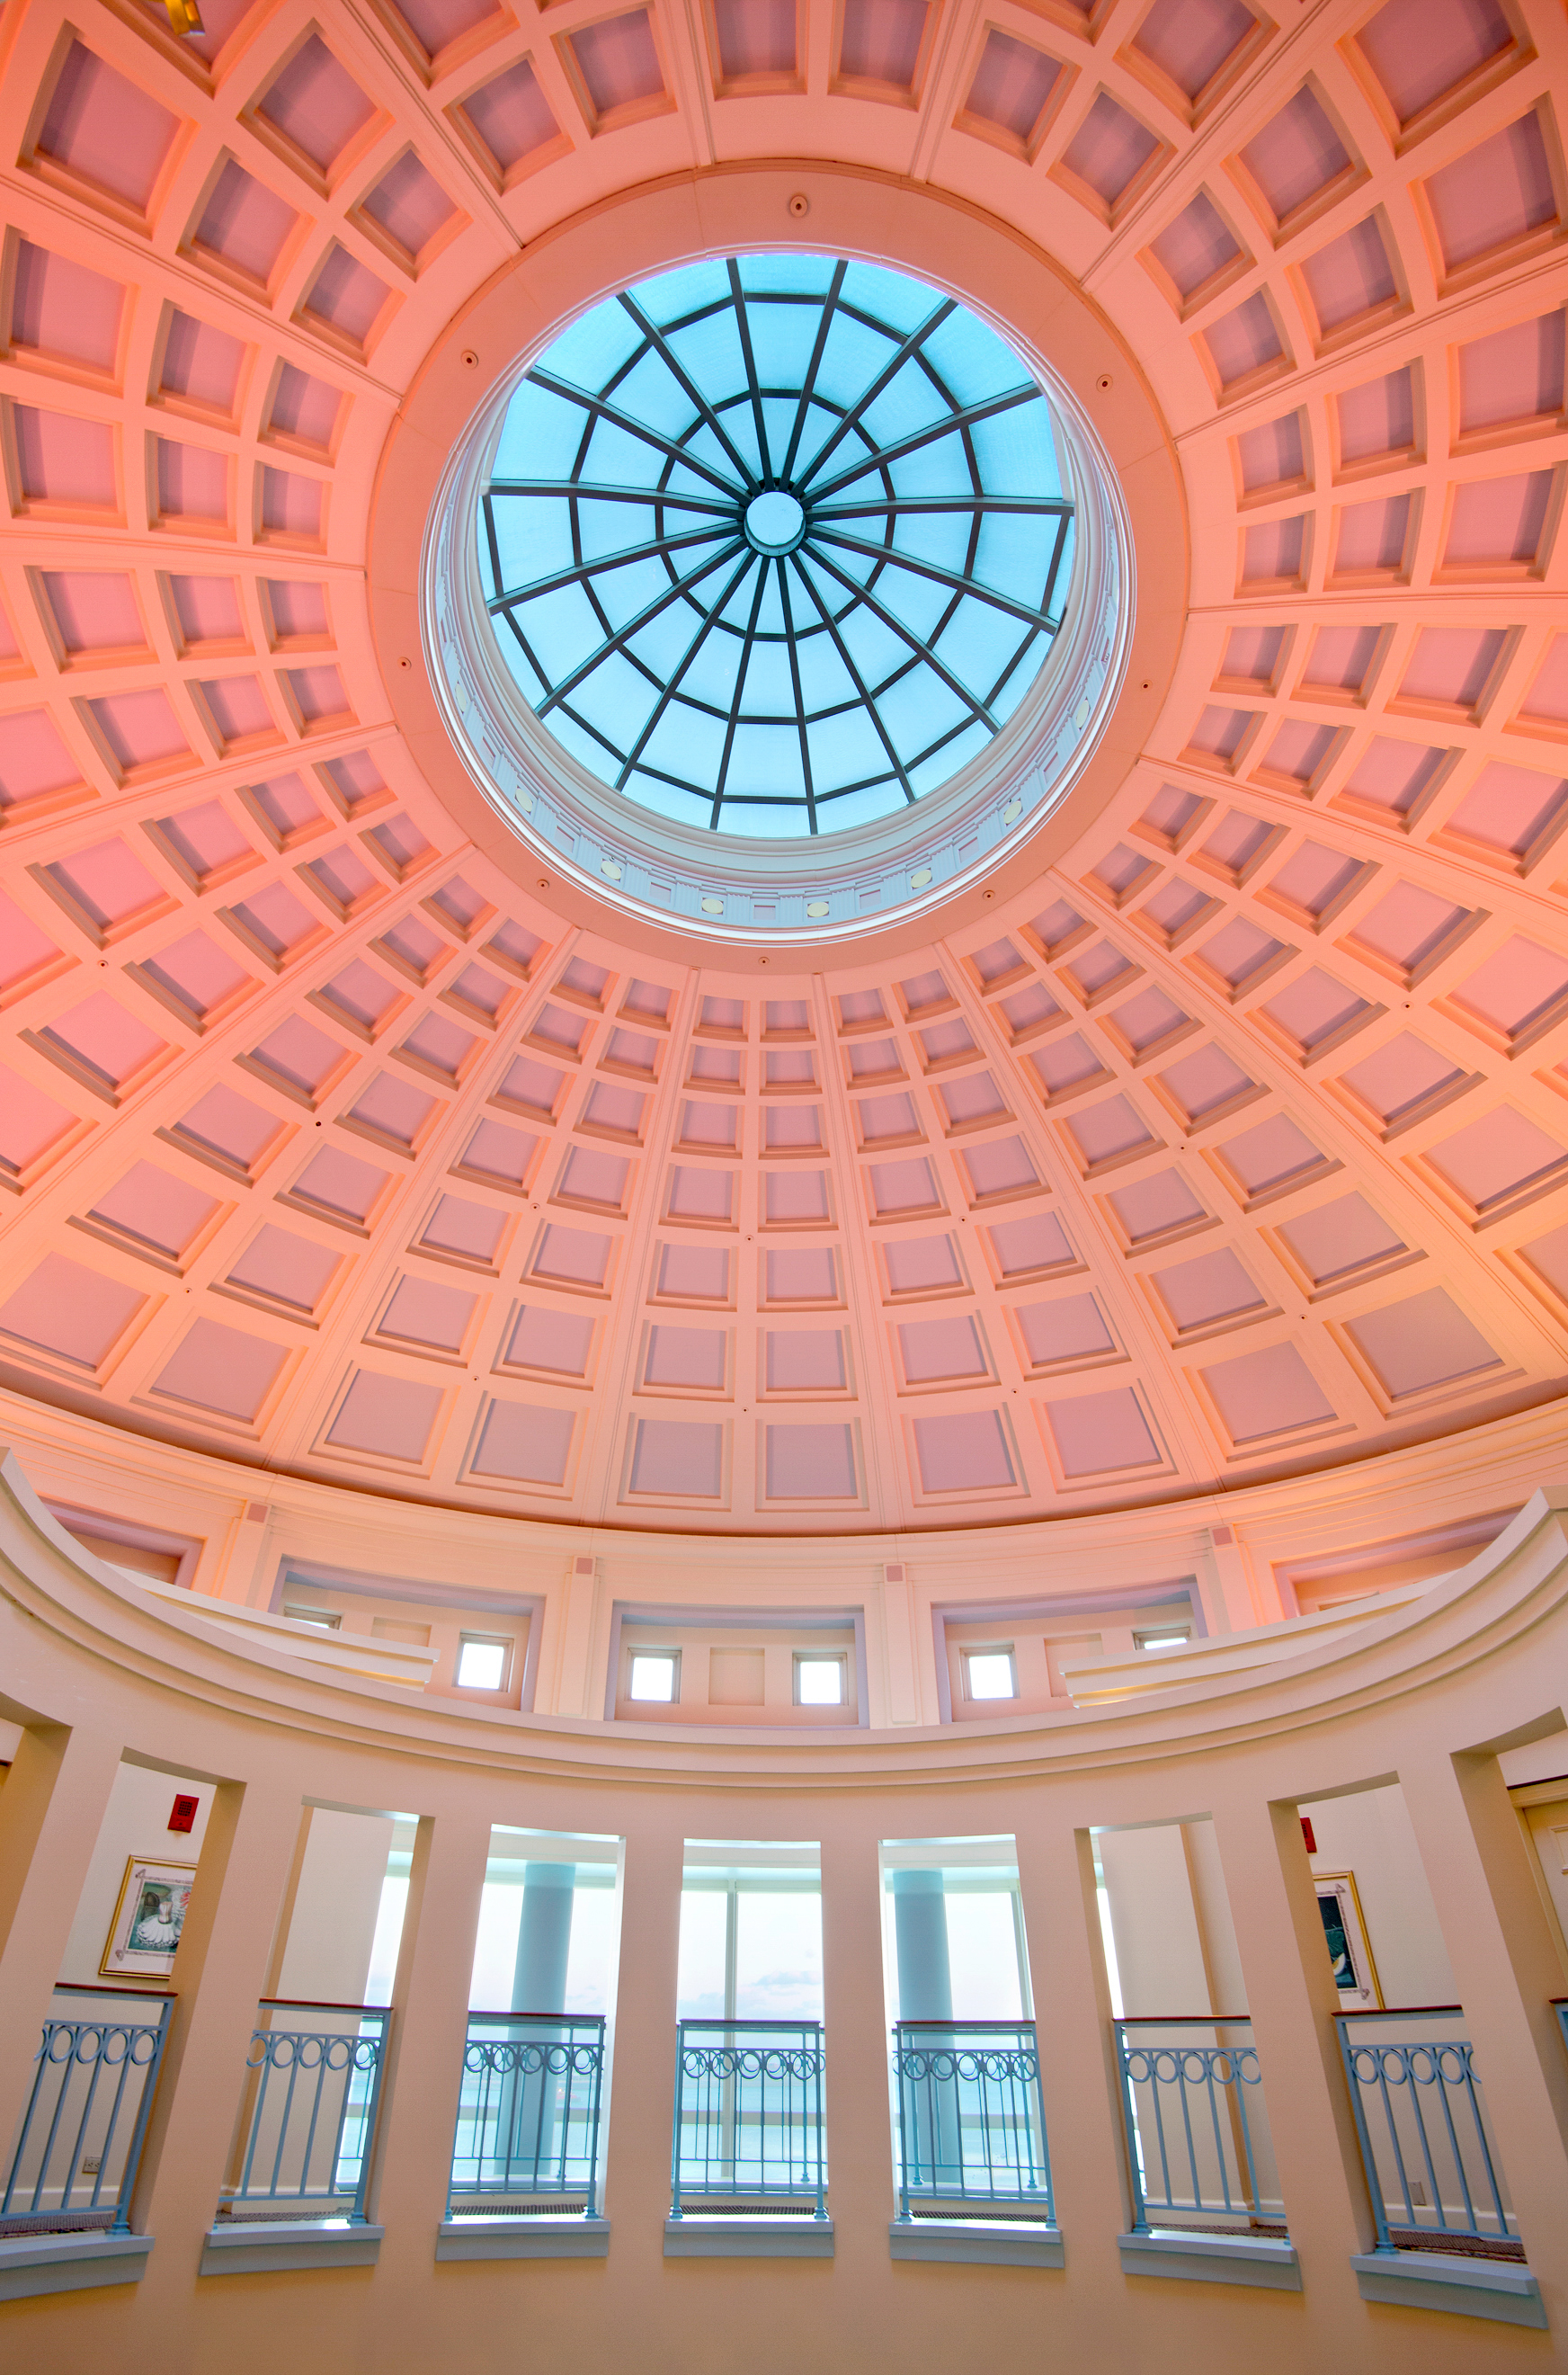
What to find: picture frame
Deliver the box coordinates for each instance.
[1315,1871,1382,2009]
[100,1855,198,1979]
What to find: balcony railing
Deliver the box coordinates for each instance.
[1337,2008,1519,2254]
[1116,2017,1279,2233]
[670,2020,826,2219]
[893,2021,1053,2222]
[447,2012,606,2219]
[1,1986,172,2235]
[218,2000,388,2225]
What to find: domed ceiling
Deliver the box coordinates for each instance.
[2,0,1567,1533]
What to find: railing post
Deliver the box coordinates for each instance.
[820,1826,893,2239]
[1208,1789,1376,2280]
[127,1777,305,2261]
[0,1721,122,2156]
[362,1807,492,2237]
[1015,1820,1127,2254]
[1397,1746,1568,2299]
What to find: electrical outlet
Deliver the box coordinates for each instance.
[79,2156,102,2176]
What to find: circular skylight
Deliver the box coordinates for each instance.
[475,256,1077,841]
[425,246,1131,941]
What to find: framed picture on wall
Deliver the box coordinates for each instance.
[1316,1871,1381,2009]
[100,1856,197,1979]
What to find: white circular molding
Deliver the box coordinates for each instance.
[371,165,1186,965]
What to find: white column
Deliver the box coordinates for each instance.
[0,1720,123,2148]
[365,1806,493,2236]
[129,1775,305,2259]
[889,1868,950,2019]
[1209,1788,1375,2287]
[1399,1746,1568,2302]
[1015,1818,1127,2254]
[601,1817,685,2238]
[820,1825,895,2246]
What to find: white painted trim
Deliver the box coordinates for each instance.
[198,2222,384,2276]
[436,2219,610,2260]
[0,2232,153,2301]
[664,2216,834,2257]
[1350,2250,1547,2327]
[889,2219,1065,2267]
[1117,2230,1302,2290]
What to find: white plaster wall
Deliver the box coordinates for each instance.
[1098,1825,1211,2019]
[58,1762,216,1989]
[1304,1783,1458,2010]
[273,1808,396,2006]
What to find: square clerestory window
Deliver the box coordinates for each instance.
[794,1653,846,1707]
[963,1647,1017,1701]
[629,1650,680,1701]
[457,1633,513,1690]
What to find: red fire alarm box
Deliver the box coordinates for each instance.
[169,1794,199,1834]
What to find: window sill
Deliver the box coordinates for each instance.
[1118,2229,1301,2290]
[1350,2249,1546,2327]
[0,2231,153,2300]
[890,2219,1064,2267]
[437,2218,609,2260]
[664,2214,833,2258]
[200,2220,383,2275]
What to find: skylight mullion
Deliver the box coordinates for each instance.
[806,527,1059,638]
[536,538,749,716]
[711,566,771,817]
[616,549,761,787]
[795,299,958,493]
[498,607,552,698]
[960,419,984,595]
[804,387,1042,504]
[803,546,999,732]
[618,293,759,493]
[778,262,849,487]
[773,559,817,832]
[489,481,739,516]
[788,559,916,804]
[981,624,1040,715]
[488,522,744,612]
[481,493,503,603]
[727,262,775,486]
[807,496,1074,519]
[527,370,746,497]
[1038,512,1073,622]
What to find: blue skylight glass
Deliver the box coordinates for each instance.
[477,255,1076,840]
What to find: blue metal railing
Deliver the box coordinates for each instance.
[447,2012,606,2219]
[220,2000,388,2224]
[670,2020,826,2219]
[1,1986,173,2233]
[893,2021,1052,2221]
[1116,2016,1274,2231]
[1338,2008,1517,2249]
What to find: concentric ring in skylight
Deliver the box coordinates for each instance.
[477,254,1077,841]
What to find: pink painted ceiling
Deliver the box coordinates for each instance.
[2,0,1568,1530]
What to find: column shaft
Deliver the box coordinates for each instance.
[1209,1789,1374,2293]
[1015,1817,1127,2259]
[820,1826,894,2244]
[367,1806,493,2233]
[0,1721,123,2149]
[130,1776,305,2257]
[1399,1745,1568,2301]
